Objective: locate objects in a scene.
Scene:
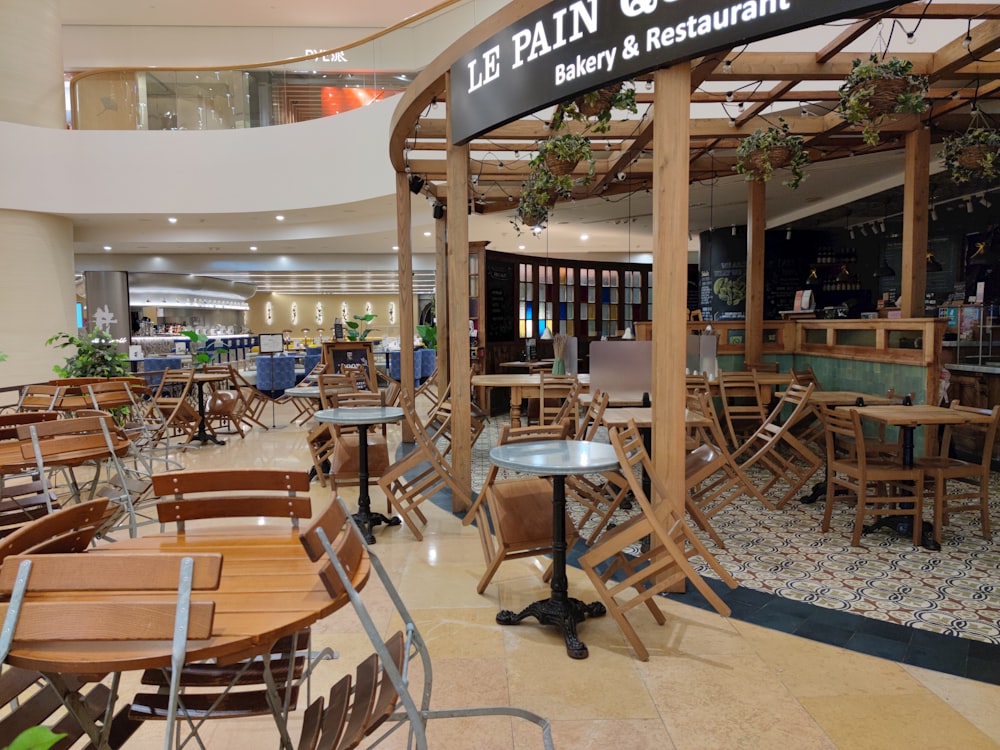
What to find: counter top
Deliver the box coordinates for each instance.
[945,363,1000,375]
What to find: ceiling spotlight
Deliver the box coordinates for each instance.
[860,225,868,236]
[167,217,178,224]
[409,174,425,194]
[980,193,992,208]
[966,197,975,213]
[422,231,431,237]
[930,205,938,221]
[731,225,737,236]
[275,215,285,221]
[785,227,792,240]
[432,203,445,220]
[849,227,855,240]
[103,245,112,251]
[249,245,258,252]
[580,233,589,240]
[879,220,886,233]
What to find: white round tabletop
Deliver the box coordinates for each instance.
[314,406,405,426]
[489,440,619,476]
[285,385,322,398]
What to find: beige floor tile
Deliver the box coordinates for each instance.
[902,664,1000,744]
[800,693,998,750]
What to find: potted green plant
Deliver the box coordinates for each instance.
[513,134,595,234]
[180,330,227,368]
[345,313,377,341]
[838,54,928,146]
[46,328,129,378]
[735,117,810,189]
[941,126,1000,183]
[550,83,638,133]
[531,132,595,178]
[415,324,437,351]
[4,727,66,750]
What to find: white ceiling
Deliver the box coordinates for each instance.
[61,1,979,293]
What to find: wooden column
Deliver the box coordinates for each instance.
[901,127,930,319]
[651,64,691,517]
[446,71,473,508]
[745,179,767,367]
[435,214,450,388]
[396,171,416,445]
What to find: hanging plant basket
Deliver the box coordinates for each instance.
[574,85,620,116]
[544,153,579,176]
[837,55,928,147]
[941,126,1000,184]
[734,118,809,189]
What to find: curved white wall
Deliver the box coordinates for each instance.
[0,95,398,216]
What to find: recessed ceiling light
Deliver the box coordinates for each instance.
[249,246,258,252]
[423,231,431,237]
[580,233,589,240]
[275,215,285,221]
[103,245,112,251]
[392,245,399,250]
[167,217,178,224]
[518,244,526,250]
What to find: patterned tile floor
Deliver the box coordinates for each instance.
[466,416,1000,684]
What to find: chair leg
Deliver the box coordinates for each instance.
[933,474,945,545]
[980,480,992,540]
[851,486,868,547]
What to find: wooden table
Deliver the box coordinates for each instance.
[471,373,590,427]
[807,391,894,407]
[601,407,711,429]
[1,526,368,749]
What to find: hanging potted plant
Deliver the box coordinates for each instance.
[513,135,595,234]
[550,83,638,133]
[735,117,810,189]
[941,126,1000,184]
[838,54,928,146]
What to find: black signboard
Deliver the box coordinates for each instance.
[485,259,518,341]
[450,0,901,143]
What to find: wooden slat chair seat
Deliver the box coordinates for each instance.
[817,405,924,547]
[297,497,555,750]
[578,421,739,661]
[729,383,823,510]
[915,401,1000,544]
[136,469,325,745]
[376,388,474,541]
[462,421,572,594]
[0,551,222,750]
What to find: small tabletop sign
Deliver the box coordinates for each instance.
[259,333,284,354]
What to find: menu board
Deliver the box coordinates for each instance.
[485,259,517,341]
[699,242,748,321]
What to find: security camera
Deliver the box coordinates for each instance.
[616,172,627,182]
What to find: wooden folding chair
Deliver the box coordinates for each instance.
[297,496,555,750]
[536,373,578,426]
[462,421,571,594]
[15,385,62,413]
[578,421,738,661]
[306,374,360,489]
[818,405,924,547]
[0,551,221,750]
[0,497,111,561]
[916,401,999,544]
[729,382,822,510]
[376,388,474,541]
[718,370,767,448]
[422,382,489,456]
[228,366,272,431]
[153,368,200,443]
[287,361,327,425]
[311,390,391,492]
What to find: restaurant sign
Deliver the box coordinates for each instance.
[449,0,902,143]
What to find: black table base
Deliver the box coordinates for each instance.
[191,380,225,446]
[497,598,606,659]
[353,509,401,545]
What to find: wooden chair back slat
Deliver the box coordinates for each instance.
[152,469,310,496]
[0,552,222,593]
[0,498,111,563]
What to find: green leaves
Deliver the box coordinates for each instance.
[344,314,377,341]
[181,330,227,367]
[4,727,67,750]
[46,329,129,378]
[416,324,437,351]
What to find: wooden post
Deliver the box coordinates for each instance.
[435,214,450,388]
[446,71,473,508]
[745,179,767,368]
[901,127,930,319]
[651,64,691,520]
[396,171,416,443]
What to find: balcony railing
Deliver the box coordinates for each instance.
[69,0,497,130]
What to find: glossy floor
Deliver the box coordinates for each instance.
[115,406,1000,750]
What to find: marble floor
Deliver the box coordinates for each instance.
[101,404,1000,750]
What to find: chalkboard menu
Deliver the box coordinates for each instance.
[485,259,517,341]
[321,341,376,390]
[699,234,748,321]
